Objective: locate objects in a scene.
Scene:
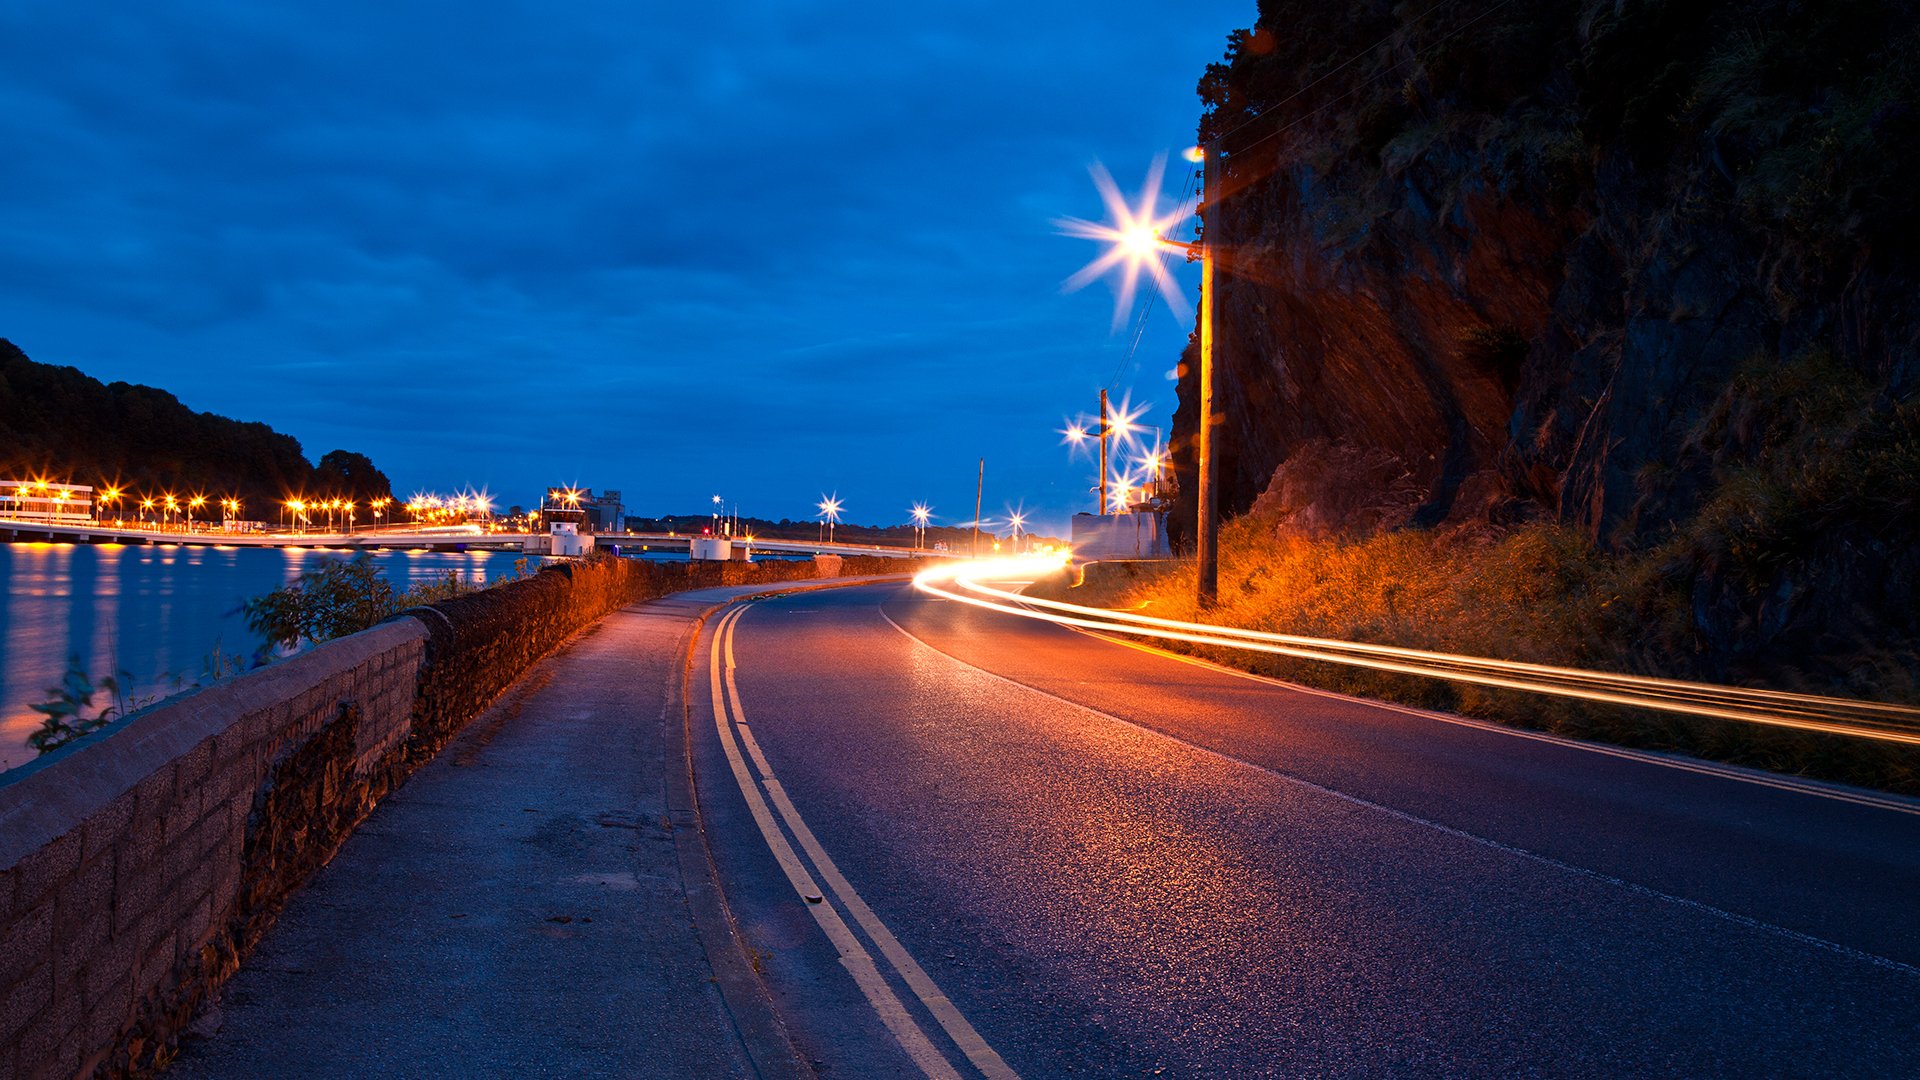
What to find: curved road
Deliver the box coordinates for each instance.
[691,582,1920,1078]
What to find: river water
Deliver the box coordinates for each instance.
[0,542,558,771]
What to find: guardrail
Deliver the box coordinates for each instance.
[914,557,1920,747]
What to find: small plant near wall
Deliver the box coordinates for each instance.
[243,552,482,650]
[27,659,158,754]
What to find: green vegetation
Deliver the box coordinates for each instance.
[1205,0,1920,289]
[242,552,488,649]
[26,663,159,754]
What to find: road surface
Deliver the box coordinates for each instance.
[692,581,1920,1078]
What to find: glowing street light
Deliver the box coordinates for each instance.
[1063,144,1224,605]
[910,502,932,549]
[816,494,843,544]
[100,486,122,525]
[1056,155,1193,330]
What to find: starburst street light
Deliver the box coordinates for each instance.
[1005,507,1029,553]
[910,502,932,549]
[1056,156,1195,330]
[816,494,844,544]
[1063,142,1226,606]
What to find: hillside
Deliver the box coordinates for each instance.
[0,339,394,514]
[1168,0,1920,688]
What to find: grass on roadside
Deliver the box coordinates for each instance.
[1030,518,1920,795]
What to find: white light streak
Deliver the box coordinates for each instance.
[915,558,1920,747]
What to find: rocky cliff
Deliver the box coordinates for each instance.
[1171,0,1920,681]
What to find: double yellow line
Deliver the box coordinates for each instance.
[707,603,1020,1080]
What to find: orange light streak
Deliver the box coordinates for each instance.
[914,557,1920,747]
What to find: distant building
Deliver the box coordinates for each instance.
[1,480,93,523]
[544,487,624,533]
[588,489,624,533]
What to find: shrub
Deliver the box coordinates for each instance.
[243,552,480,649]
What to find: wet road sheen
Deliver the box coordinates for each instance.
[692,584,1920,1078]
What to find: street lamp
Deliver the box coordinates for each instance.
[1006,508,1028,553]
[162,493,179,530]
[910,502,932,550]
[189,495,207,532]
[816,494,843,544]
[100,486,122,525]
[1062,145,1223,605]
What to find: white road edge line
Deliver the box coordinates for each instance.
[1062,619,1920,819]
[706,607,965,1080]
[723,605,1021,1080]
[877,601,1920,981]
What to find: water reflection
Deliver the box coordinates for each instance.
[0,544,548,771]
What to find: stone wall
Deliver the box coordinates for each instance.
[0,554,929,1078]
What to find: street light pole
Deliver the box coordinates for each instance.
[1098,389,1110,515]
[972,457,984,557]
[1195,139,1222,607]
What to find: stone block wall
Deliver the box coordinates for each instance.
[0,621,427,1079]
[0,553,932,1078]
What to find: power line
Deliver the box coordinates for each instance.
[1108,163,1198,392]
[1206,0,1459,148]
[1223,0,1524,161]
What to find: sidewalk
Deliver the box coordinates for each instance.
[167,586,811,1079]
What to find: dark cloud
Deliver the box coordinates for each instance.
[0,0,1248,532]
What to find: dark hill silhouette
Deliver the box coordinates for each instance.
[0,338,393,515]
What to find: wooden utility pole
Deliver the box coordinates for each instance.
[1098,388,1110,515]
[1196,140,1222,607]
[972,457,984,557]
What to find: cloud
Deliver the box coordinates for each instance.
[0,0,1246,524]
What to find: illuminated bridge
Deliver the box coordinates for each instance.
[0,517,939,559]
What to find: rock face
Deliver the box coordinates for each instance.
[1169,0,1920,678]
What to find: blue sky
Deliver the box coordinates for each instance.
[0,2,1249,533]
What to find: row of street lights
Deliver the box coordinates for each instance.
[92,486,243,532]
[1064,143,1225,604]
[281,496,393,534]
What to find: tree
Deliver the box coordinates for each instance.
[313,449,395,503]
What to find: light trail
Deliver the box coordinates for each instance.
[914,557,1920,747]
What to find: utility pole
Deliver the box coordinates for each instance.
[972,457,984,557]
[1196,139,1222,607]
[1098,388,1110,516]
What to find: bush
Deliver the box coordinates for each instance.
[243,552,479,649]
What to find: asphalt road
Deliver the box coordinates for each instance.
[692,582,1920,1079]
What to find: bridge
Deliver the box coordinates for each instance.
[0,517,945,559]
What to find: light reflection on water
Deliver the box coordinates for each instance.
[0,543,549,771]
